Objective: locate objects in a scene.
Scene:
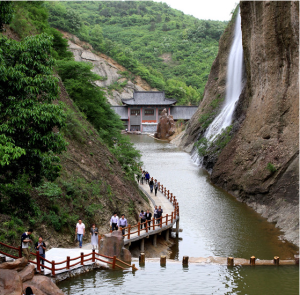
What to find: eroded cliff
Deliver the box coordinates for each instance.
[176,2,299,245]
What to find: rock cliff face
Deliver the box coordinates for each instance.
[61,31,153,106]
[176,2,299,245]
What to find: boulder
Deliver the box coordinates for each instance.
[0,257,27,270]
[25,275,65,295]
[99,230,131,264]
[0,269,23,295]
[154,109,175,140]
[18,264,36,282]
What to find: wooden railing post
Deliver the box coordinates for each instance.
[138,223,140,236]
[19,246,22,258]
[81,252,84,265]
[92,249,95,263]
[128,225,131,239]
[166,214,168,225]
[152,217,155,230]
[146,221,148,233]
[170,195,173,202]
[161,185,163,192]
[112,255,116,269]
[160,216,162,228]
[167,190,169,199]
[36,251,41,273]
[67,256,70,270]
[51,261,55,276]
[171,212,173,223]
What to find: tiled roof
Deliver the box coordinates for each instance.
[122,91,177,106]
[170,106,198,120]
[110,106,128,120]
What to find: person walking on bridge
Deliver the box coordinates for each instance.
[145,209,152,229]
[90,224,98,250]
[139,210,146,229]
[118,214,128,236]
[110,212,119,231]
[154,205,158,224]
[157,206,163,225]
[154,179,158,196]
[141,171,145,184]
[76,219,85,248]
[149,178,154,193]
[145,172,150,184]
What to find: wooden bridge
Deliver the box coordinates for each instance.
[120,176,180,252]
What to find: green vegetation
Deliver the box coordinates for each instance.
[0,2,142,250]
[0,2,13,31]
[267,163,277,174]
[196,126,233,157]
[45,1,228,105]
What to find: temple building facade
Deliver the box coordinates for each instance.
[111,91,198,133]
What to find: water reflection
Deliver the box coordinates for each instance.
[129,135,298,260]
[59,263,299,295]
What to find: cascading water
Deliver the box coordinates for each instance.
[205,8,243,142]
[191,8,243,165]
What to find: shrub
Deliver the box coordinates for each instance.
[267,163,277,173]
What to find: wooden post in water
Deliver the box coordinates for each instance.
[182,256,189,266]
[250,256,256,265]
[227,257,234,266]
[160,255,166,266]
[132,264,136,272]
[273,256,280,265]
[139,253,145,264]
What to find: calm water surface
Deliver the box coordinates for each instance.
[59,135,299,294]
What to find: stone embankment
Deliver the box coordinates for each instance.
[173,2,299,247]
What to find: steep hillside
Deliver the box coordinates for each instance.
[0,77,149,250]
[175,2,299,245]
[60,30,153,106]
[45,1,228,105]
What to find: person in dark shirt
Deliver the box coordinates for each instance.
[157,206,163,225]
[145,209,152,229]
[21,229,33,261]
[149,178,154,193]
[35,236,46,270]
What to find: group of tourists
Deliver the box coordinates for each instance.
[75,219,99,249]
[139,205,163,229]
[110,212,128,236]
[137,170,159,196]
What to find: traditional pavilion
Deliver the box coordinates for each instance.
[111,91,198,132]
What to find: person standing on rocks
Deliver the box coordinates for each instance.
[110,212,119,231]
[118,214,128,236]
[145,209,152,229]
[139,210,146,229]
[35,236,46,270]
[21,229,33,261]
[90,224,98,250]
[154,179,158,196]
[76,219,85,248]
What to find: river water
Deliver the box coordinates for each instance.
[59,135,299,295]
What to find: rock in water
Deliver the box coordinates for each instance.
[155,109,176,140]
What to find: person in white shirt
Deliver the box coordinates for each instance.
[76,219,85,248]
[110,212,119,231]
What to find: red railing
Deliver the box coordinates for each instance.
[121,174,179,239]
[0,242,137,276]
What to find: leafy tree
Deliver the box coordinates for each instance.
[0,1,14,31]
[0,34,67,186]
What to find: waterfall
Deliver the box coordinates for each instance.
[205,8,243,142]
[191,8,243,166]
